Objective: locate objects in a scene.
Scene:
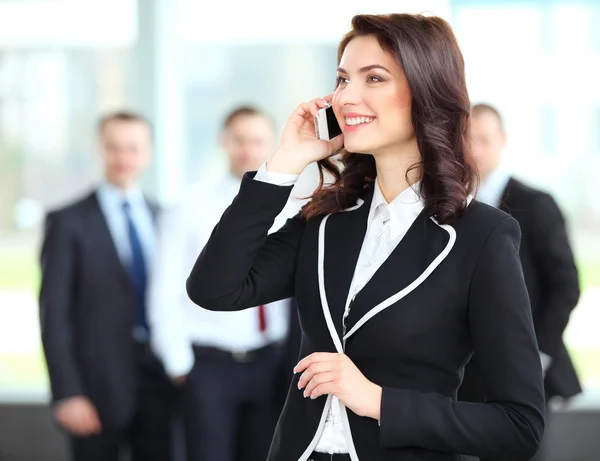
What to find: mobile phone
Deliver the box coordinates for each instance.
[314,106,342,141]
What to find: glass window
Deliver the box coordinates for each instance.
[2,0,598,404]
[0,0,136,399]
[453,0,600,396]
[183,44,337,183]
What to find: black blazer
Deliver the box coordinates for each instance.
[273,298,303,411]
[186,174,545,461]
[39,190,159,427]
[460,178,581,403]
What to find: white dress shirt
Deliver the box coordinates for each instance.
[96,181,155,268]
[148,163,325,378]
[256,167,425,454]
[476,164,511,208]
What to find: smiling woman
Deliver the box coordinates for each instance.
[186,12,546,461]
[304,14,475,223]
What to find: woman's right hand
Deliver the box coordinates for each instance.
[267,94,344,175]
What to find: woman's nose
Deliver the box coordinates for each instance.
[335,82,362,107]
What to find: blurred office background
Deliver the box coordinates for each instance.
[0,0,598,459]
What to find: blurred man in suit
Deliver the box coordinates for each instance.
[459,103,582,461]
[39,111,178,461]
[148,106,319,461]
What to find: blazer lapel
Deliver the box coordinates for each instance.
[321,187,374,349]
[343,210,453,339]
[85,192,133,291]
[498,178,514,214]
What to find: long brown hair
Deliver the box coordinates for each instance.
[302,14,476,224]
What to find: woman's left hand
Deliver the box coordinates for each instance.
[294,353,382,420]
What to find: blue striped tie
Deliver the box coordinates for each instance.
[122,201,148,339]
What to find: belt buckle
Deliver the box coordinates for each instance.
[232,350,252,363]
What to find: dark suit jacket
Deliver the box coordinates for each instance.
[273,298,303,412]
[460,178,581,403]
[39,190,159,428]
[185,174,545,461]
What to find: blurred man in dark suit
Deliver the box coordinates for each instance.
[39,112,178,461]
[459,103,582,461]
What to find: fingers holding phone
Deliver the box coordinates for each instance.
[315,105,343,141]
[268,95,344,175]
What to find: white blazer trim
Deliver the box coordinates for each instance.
[340,400,360,461]
[310,205,457,461]
[317,215,456,347]
[317,214,344,354]
[343,218,456,341]
[342,198,364,212]
[316,212,363,460]
[296,395,334,461]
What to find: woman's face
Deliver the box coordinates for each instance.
[333,35,415,157]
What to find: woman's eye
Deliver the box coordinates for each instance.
[367,75,383,83]
[336,76,349,86]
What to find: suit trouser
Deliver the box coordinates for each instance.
[184,343,283,461]
[69,342,180,461]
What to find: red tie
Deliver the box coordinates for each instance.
[258,304,267,332]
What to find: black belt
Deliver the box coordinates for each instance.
[192,343,277,363]
[309,453,351,461]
